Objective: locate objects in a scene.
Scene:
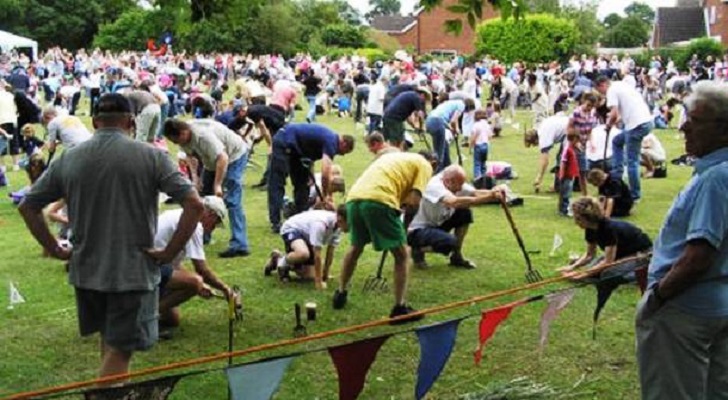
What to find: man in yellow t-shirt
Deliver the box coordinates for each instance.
[333,151,436,324]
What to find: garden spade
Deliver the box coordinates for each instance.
[363,251,388,293]
[293,303,307,338]
[499,196,543,283]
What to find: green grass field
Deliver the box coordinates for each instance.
[0,102,691,399]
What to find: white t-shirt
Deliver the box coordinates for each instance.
[155,209,206,267]
[367,82,386,116]
[280,210,341,248]
[587,125,617,162]
[528,83,548,113]
[606,81,652,130]
[409,173,476,231]
[537,115,569,152]
[471,120,492,145]
[47,115,92,148]
[641,133,666,161]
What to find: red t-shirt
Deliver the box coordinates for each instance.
[560,144,580,179]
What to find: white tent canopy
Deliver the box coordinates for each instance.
[0,31,38,60]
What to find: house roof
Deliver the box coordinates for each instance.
[370,15,417,33]
[655,7,706,46]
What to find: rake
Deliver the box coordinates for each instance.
[453,131,464,167]
[363,251,388,292]
[499,196,543,283]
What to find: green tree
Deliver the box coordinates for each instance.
[475,13,579,63]
[320,24,366,48]
[603,13,622,28]
[560,1,603,54]
[601,14,649,48]
[365,0,402,21]
[528,0,559,14]
[248,3,301,55]
[624,2,655,25]
[94,8,160,51]
[333,0,363,25]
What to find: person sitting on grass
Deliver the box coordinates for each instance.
[407,165,503,270]
[559,197,652,281]
[264,205,348,290]
[586,168,633,218]
[155,196,235,337]
[640,132,667,178]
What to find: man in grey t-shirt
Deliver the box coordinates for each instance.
[407,165,502,269]
[41,106,92,154]
[124,90,162,143]
[19,94,203,379]
[164,118,251,258]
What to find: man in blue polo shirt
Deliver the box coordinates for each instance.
[268,123,355,233]
[382,89,429,149]
[636,81,728,399]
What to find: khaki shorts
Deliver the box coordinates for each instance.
[75,287,159,352]
[347,200,406,251]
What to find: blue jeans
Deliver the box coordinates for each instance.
[426,117,451,173]
[306,95,317,122]
[368,114,382,134]
[654,115,668,129]
[611,121,653,200]
[224,153,249,251]
[473,143,489,179]
[559,177,573,215]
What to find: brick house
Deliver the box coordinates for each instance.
[369,0,499,55]
[651,0,728,47]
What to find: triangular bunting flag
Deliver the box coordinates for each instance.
[329,335,390,400]
[8,282,25,310]
[592,277,623,339]
[474,306,515,366]
[226,356,295,400]
[549,234,563,257]
[83,374,183,400]
[538,289,576,353]
[415,318,463,400]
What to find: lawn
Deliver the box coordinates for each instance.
[0,102,690,399]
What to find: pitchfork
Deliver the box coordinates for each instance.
[499,196,543,283]
[212,285,243,322]
[363,251,388,292]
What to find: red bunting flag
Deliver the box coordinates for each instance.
[328,335,390,400]
[473,305,516,365]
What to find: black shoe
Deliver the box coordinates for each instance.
[219,248,251,258]
[411,247,428,269]
[389,304,424,325]
[278,265,291,282]
[449,255,477,269]
[264,250,281,276]
[333,289,348,309]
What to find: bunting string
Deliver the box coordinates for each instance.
[5,254,651,400]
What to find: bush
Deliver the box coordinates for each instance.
[679,37,725,69]
[94,9,160,51]
[356,48,391,64]
[320,24,366,49]
[475,14,579,63]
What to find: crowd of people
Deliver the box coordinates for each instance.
[2,44,728,399]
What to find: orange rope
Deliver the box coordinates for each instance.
[4,254,650,400]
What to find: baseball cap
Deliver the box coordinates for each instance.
[203,196,227,226]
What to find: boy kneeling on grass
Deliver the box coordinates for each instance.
[264,205,348,290]
[586,168,633,218]
[559,197,652,282]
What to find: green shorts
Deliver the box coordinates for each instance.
[382,117,405,144]
[75,287,159,352]
[347,200,406,251]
